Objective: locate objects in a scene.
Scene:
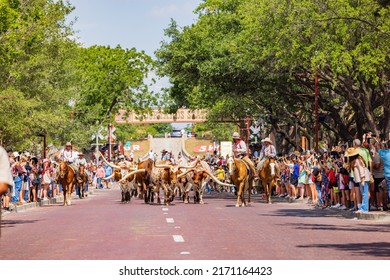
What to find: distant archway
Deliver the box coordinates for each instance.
[115,108,207,124]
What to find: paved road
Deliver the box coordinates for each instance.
[1,186,389,260]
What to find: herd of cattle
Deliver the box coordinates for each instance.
[99,151,237,206]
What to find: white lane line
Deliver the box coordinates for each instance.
[180,251,191,255]
[162,208,169,211]
[166,218,175,223]
[173,235,185,242]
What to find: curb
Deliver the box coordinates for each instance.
[282,196,390,221]
[13,189,96,213]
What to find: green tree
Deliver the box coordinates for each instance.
[0,0,79,151]
[156,0,390,150]
[73,45,156,142]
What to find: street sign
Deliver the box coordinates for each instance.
[91,132,105,140]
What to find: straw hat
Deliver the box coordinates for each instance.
[232,132,240,139]
[65,142,72,146]
[261,137,273,144]
[345,147,359,157]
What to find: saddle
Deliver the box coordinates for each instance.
[237,157,254,178]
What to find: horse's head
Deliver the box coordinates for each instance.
[266,158,276,176]
[227,157,235,175]
[79,165,85,173]
[59,161,68,179]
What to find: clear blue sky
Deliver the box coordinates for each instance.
[67,0,201,129]
[67,0,201,58]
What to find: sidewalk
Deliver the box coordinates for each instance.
[281,195,390,221]
[1,188,99,216]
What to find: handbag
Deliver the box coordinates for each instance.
[369,174,374,184]
[43,173,51,184]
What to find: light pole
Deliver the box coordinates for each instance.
[245,115,251,154]
[36,132,47,159]
[314,71,319,152]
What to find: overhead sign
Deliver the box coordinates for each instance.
[115,108,207,124]
[193,145,219,153]
[124,145,143,152]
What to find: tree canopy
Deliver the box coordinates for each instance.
[156,0,390,151]
[0,0,157,154]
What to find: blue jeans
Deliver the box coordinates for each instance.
[386,177,390,200]
[97,178,103,189]
[315,182,323,204]
[12,177,23,203]
[359,181,369,212]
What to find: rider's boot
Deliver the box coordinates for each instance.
[252,167,259,181]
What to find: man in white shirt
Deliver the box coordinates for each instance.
[0,146,14,196]
[257,137,279,175]
[232,132,258,180]
[149,150,155,161]
[60,142,77,163]
[1,146,14,234]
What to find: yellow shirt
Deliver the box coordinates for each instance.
[215,168,225,180]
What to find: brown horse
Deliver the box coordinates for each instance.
[259,158,277,204]
[227,157,253,207]
[58,161,76,206]
[75,165,88,199]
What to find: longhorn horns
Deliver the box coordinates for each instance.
[118,169,146,183]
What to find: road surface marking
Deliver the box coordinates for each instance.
[166,218,175,223]
[162,208,169,211]
[180,251,190,255]
[173,235,185,242]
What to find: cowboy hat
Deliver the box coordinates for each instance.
[232,132,240,139]
[78,152,84,156]
[161,149,167,153]
[65,142,72,146]
[261,137,273,144]
[12,151,20,157]
[345,147,359,157]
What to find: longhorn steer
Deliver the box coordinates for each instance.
[150,161,184,205]
[99,151,149,203]
[178,160,233,204]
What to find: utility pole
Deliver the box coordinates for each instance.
[314,71,319,152]
[108,123,112,161]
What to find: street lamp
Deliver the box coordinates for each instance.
[36,132,47,158]
[314,71,319,152]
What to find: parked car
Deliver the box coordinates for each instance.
[170,129,182,137]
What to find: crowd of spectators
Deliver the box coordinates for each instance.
[198,135,390,213]
[0,149,117,212]
[273,136,389,213]
[1,134,390,215]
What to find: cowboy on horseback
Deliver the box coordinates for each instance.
[60,142,77,163]
[75,152,88,175]
[58,142,79,175]
[257,137,279,175]
[232,132,258,180]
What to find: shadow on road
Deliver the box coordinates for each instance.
[297,241,390,259]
